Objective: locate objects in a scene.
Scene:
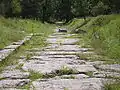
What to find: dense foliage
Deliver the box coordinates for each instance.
[0,0,120,22]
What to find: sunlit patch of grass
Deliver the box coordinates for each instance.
[104,81,120,90]
[28,71,44,81]
[0,20,55,72]
[54,66,78,76]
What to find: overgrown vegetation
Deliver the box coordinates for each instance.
[104,82,120,90]
[67,14,120,62]
[0,19,55,72]
[0,16,54,49]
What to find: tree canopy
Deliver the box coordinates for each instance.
[0,0,120,22]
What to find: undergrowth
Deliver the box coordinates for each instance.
[67,14,120,61]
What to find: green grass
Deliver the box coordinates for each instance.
[66,14,120,62]
[0,17,55,72]
[0,16,55,49]
[104,82,120,90]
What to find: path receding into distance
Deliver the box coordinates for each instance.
[0,28,120,90]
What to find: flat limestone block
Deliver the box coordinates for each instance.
[47,38,79,44]
[66,65,97,73]
[96,64,120,72]
[0,79,30,88]
[40,51,81,55]
[0,70,30,79]
[31,55,79,60]
[93,71,120,78]
[4,45,20,49]
[0,49,15,61]
[32,78,104,90]
[54,74,89,79]
[22,59,86,74]
[0,88,26,90]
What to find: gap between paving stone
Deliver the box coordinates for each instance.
[0,34,33,62]
[1,31,119,89]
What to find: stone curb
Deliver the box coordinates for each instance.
[0,34,33,61]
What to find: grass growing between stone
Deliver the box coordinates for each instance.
[0,16,54,49]
[104,81,120,90]
[0,19,55,72]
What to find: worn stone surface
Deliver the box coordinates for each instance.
[66,65,97,73]
[31,55,79,60]
[1,31,120,90]
[0,79,30,88]
[22,58,87,74]
[0,49,15,61]
[54,74,89,79]
[93,71,120,78]
[0,34,33,62]
[0,70,30,79]
[96,64,120,72]
[47,38,79,44]
[32,78,104,90]
[0,88,26,90]
[4,45,20,49]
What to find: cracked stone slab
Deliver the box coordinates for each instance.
[32,78,104,90]
[96,64,120,72]
[0,79,30,88]
[86,61,104,65]
[93,71,120,78]
[22,59,86,74]
[54,74,89,79]
[31,55,79,60]
[47,38,79,44]
[0,88,26,90]
[0,70,30,79]
[66,65,97,73]
[45,45,93,52]
[45,44,59,49]
[12,40,25,45]
[4,45,20,49]
[0,49,15,61]
[40,51,81,55]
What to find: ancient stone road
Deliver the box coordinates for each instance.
[0,30,120,90]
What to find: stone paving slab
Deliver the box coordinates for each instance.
[4,45,21,49]
[0,88,26,90]
[40,51,81,55]
[0,70,30,79]
[54,74,89,79]
[31,55,79,60]
[47,38,79,44]
[0,34,33,62]
[32,78,104,90]
[0,79,30,88]
[0,49,15,61]
[93,71,120,78]
[22,58,87,74]
[96,64,120,72]
[66,65,97,73]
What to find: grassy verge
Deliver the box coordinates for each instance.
[0,17,55,72]
[66,14,120,63]
[0,16,54,49]
[104,81,120,90]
